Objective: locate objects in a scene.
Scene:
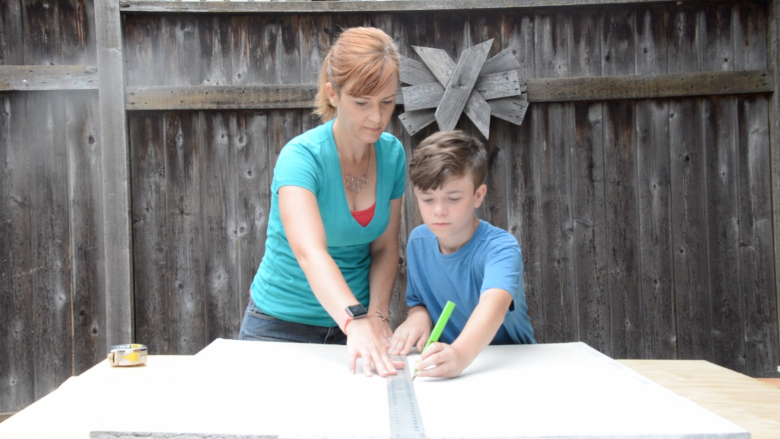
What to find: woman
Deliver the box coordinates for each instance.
[239,27,406,378]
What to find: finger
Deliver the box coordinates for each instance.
[416,330,430,352]
[391,359,406,369]
[360,350,373,377]
[348,349,358,375]
[401,334,417,355]
[421,342,443,360]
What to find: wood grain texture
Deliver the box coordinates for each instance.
[569,11,610,356]
[668,6,714,364]
[0,93,35,413]
[66,91,106,375]
[0,65,98,90]
[700,5,745,373]
[120,0,693,14]
[28,91,73,400]
[95,0,134,349]
[125,85,318,110]
[635,6,676,360]
[620,359,780,439]
[771,0,780,380]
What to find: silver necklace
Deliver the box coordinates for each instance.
[343,146,371,194]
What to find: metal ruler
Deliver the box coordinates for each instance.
[386,355,426,438]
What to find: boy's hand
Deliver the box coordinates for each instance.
[389,306,431,355]
[414,342,471,378]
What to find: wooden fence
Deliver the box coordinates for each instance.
[1,0,779,416]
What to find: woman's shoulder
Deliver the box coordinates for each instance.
[376,131,405,160]
[280,121,332,157]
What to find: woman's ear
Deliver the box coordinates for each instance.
[325,82,338,107]
[473,184,488,208]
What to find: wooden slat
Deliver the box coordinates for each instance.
[121,69,773,111]
[398,109,436,136]
[770,0,780,379]
[526,69,773,102]
[95,0,134,348]
[476,70,525,100]
[129,113,170,355]
[480,46,522,75]
[569,11,610,356]
[400,56,438,86]
[119,0,693,14]
[0,94,35,413]
[701,5,745,373]
[28,91,73,399]
[634,6,677,360]
[734,2,779,378]
[165,113,206,355]
[669,6,713,363]
[0,0,24,65]
[66,91,106,375]
[0,66,98,91]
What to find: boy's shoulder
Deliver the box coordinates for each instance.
[408,224,436,243]
[476,221,520,249]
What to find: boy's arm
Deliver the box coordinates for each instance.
[415,288,513,378]
[389,305,432,355]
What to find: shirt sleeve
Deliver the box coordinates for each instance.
[390,137,407,200]
[404,239,424,308]
[481,244,523,311]
[271,141,320,195]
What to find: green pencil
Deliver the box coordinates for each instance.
[414,300,456,378]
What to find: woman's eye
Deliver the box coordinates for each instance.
[382,100,393,105]
[355,101,368,106]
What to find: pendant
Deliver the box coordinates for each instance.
[345,173,369,194]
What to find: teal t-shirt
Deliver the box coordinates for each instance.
[250,119,406,327]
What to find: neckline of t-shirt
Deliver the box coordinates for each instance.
[327,119,381,228]
[435,220,487,260]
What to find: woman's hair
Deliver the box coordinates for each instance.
[409,130,487,192]
[314,27,400,121]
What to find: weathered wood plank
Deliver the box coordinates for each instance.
[602,7,644,360]
[29,91,73,399]
[771,0,780,378]
[526,69,773,102]
[476,70,526,100]
[701,5,745,373]
[123,14,164,86]
[59,0,96,65]
[737,96,779,377]
[536,12,578,344]
[120,0,693,14]
[129,113,170,355]
[165,113,206,355]
[569,11,610,356]
[0,0,24,65]
[200,113,240,342]
[398,109,436,136]
[0,66,98,91]
[667,5,713,363]
[634,6,676,360]
[487,96,529,125]
[480,46,522,75]
[235,111,271,318]
[66,91,106,375]
[22,0,63,65]
[0,93,35,413]
[400,56,438,86]
[95,0,134,348]
[125,86,319,111]
[401,82,444,112]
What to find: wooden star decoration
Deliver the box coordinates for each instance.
[397,39,529,140]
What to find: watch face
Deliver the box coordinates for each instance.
[346,304,368,318]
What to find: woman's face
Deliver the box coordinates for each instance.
[328,74,398,146]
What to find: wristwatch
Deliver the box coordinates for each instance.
[343,304,368,332]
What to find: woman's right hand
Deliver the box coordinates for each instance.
[346,318,404,377]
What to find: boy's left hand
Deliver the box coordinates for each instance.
[414,342,471,378]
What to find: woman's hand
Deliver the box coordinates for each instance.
[389,306,431,355]
[346,318,404,377]
[414,342,470,379]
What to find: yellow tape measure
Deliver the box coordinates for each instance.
[107,344,148,367]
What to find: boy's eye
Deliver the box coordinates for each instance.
[449,198,461,202]
[422,199,433,203]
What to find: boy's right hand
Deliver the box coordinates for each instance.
[389,306,431,355]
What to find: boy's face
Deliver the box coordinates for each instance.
[414,173,487,247]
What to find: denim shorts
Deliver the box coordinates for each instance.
[238,299,347,345]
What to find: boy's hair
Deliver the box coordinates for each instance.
[409,130,487,192]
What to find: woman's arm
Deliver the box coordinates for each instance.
[278,185,400,377]
[367,197,403,344]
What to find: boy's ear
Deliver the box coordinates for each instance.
[473,183,487,208]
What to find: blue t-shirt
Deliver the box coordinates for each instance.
[405,220,536,345]
[250,119,406,327]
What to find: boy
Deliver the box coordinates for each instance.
[389,130,535,378]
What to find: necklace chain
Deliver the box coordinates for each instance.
[342,146,371,194]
